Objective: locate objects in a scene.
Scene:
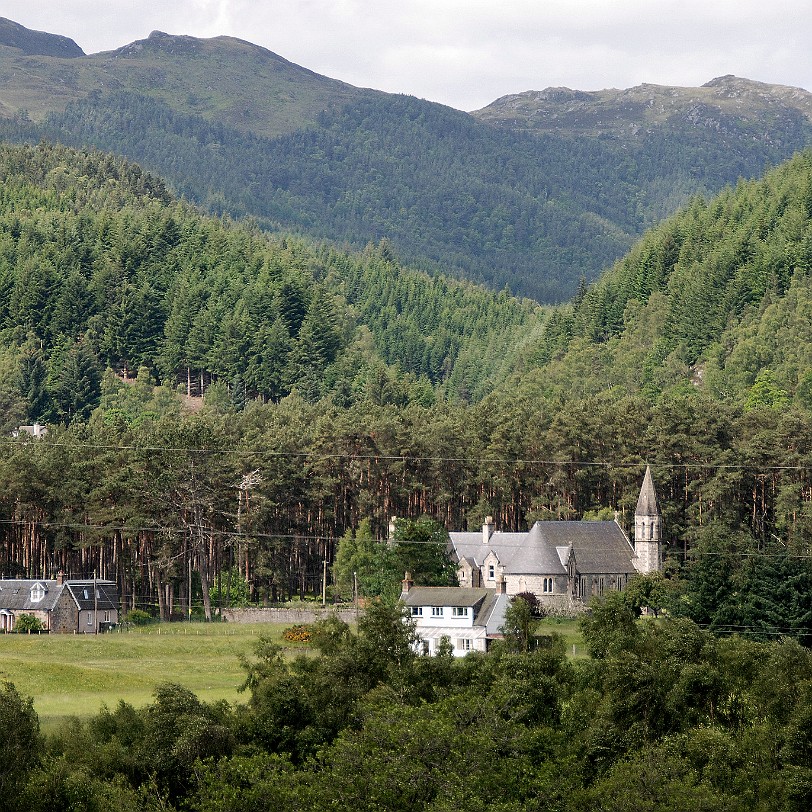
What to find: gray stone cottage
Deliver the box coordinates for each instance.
[0,574,118,633]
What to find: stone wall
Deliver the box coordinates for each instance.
[221,606,362,625]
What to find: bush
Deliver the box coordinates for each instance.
[282,624,312,644]
[124,609,155,626]
[13,614,44,633]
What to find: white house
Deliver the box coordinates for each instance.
[400,574,510,656]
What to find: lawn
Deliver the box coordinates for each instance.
[537,617,586,657]
[0,622,289,730]
[0,617,587,732]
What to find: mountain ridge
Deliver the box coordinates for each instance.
[472,75,812,141]
[3,17,812,302]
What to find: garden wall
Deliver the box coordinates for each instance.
[221,607,361,624]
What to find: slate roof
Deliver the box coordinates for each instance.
[402,586,510,635]
[450,520,637,577]
[64,581,118,611]
[403,586,491,609]
[0,580,61,611]
[0,579,118,612]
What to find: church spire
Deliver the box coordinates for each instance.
[633,465,662,574]
[635,465,660,517]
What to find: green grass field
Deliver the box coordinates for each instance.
[0,623,288,730]
[0,617,586,732]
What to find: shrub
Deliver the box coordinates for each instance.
[13,614,44,633]
[282,624,312,644]
[124,609,155,626]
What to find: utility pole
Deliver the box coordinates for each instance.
[322,558,327,607]
[93,569,98,634]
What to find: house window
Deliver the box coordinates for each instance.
[452,607,468,617]
[104,611,110,622]
[488,565,495,580]
[421,640,429,655]
[431,606,443,617]
[30,583,45,602]
[87,613,93,625]
[457,638,472,651]
[411,606,423,616]
[83,589,89,600]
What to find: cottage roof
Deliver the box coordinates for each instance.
[636,465,660,516]
[403,586,491,608]
[0,578,118,613]
[64,581,118,611]
[0,580,61,612]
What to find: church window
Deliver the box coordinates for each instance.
[543,577,554,594]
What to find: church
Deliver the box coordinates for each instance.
[448,466,662,611]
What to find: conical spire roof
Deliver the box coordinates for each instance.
[635,465,660,516]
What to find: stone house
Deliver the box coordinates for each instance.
[449,466,663,612]
[0,574,119,633]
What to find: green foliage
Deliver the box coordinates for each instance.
[500,596,542,653]
[123,609,154,626]
[0,682,42,809]
[13,614,44,633]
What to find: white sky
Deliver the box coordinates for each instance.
[3,1,811,111]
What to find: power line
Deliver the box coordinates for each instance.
[4,436,812,473]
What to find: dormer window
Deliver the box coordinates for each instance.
[488,564,495,580]
[30,582,45,602]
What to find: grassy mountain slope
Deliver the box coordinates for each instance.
[0,24,367,136]
[473,75,812,139]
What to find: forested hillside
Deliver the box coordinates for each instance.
[2,143,812,642]
[0,140,539,432]
[3,21,812,300]
[527,150,812,407]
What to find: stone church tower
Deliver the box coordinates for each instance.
[634,465,662,574]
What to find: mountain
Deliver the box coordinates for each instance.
[472,75,812,140]
[0,17,83,58]
[2,19,812,301]
[0,22,368,136]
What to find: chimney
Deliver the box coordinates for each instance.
[401,571,414,594]
[483,516,494,545]
[56,570,64,586]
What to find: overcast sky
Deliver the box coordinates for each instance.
[3,1,811,111]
